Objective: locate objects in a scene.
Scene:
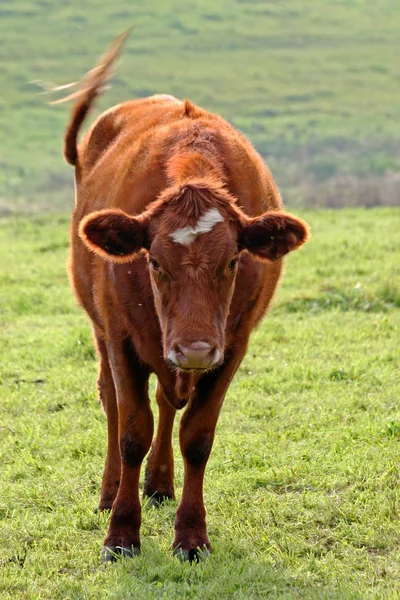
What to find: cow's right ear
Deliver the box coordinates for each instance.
[79,209,149,262]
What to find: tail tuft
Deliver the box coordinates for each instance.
[53,29,131,166]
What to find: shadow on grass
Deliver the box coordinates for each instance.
[104,537,313,599]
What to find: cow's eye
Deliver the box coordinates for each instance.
[150,258,160,270]
[228,258,238,271]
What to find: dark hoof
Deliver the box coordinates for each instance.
[94,504,112,514]
[143,492,175,508]
[173,545,210,564]
[96,496,116,512]
[100,545,140,564]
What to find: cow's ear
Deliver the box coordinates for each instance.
[79,209,149,262]
[239,212,310,262]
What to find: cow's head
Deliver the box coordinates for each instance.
[79,182,309,372]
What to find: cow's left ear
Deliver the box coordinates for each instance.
[79,208,150,263]
[239,212,310,262]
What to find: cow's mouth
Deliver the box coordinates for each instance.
[165,360,223,373]
[172,365,222,373]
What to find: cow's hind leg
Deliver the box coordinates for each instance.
[143,383,176,505]
[101,337,153,562]
[95,334,121,511]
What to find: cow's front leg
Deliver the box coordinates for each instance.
[173,350,245,562]
[101,339,153,563]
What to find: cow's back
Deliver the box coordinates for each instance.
[75,96,282,216]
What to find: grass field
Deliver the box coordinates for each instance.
[1,0,400,212]
[2,1,399,596]
[0,207,399,598]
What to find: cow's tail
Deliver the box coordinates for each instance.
[52,29,130,166]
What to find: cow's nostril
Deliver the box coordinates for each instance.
[172,341,220,370]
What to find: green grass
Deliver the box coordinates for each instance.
[0,207,400,598]
[1,0,400,212]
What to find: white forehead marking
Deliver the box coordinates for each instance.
[170,208,224,246]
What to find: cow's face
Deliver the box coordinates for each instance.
[146,208,239,371]
[80,185,309,372]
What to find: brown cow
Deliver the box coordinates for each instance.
[63,33,309,563]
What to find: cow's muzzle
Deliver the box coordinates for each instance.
[166,340,222,371]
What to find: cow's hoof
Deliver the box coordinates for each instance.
[98,502,114,512]
[97,494,117,512]
[144,492,175,508]
[95,504,112,513]
[100,545,140,563]
[173,545,210,564]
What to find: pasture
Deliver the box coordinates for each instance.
[1,0,400,212]
[0,207,399,598]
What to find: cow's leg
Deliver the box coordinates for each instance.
[173,349,245,562]
[101,338,153,562]
[143,383,176,505]
[95,334,121,511]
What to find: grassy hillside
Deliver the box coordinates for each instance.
[1,207,400,598]
[1,0,400,213]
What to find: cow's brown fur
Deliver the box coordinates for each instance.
[64,34,309,562]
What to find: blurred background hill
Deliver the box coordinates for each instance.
[1,0,399,213]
